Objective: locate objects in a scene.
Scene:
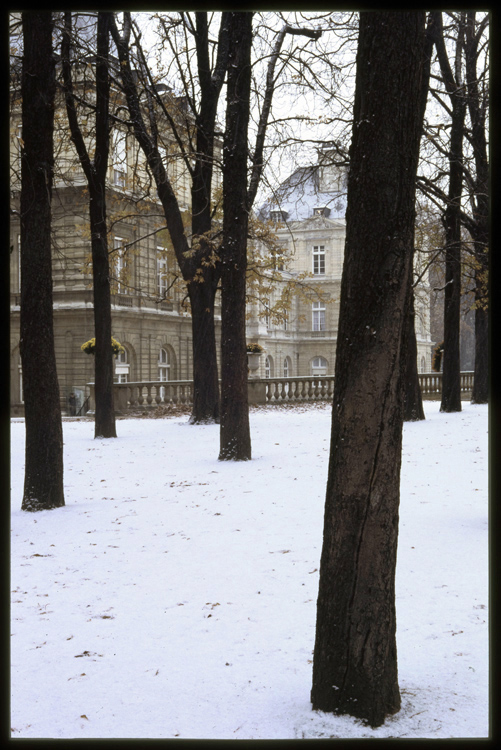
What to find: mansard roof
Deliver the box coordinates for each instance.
[258,161,347,224]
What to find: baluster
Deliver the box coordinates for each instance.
[284,379,291,401]
[304,379,311,401]
[301,379,308,402]
[280,380,286,401]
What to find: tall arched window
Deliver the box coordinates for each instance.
[158,348,170,400]
[265,355,274,379]
[284,357,292,377]
[158,348,170,382]
[115,347,129,383]
[311,356,328,376]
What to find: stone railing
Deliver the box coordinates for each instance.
[263,376,335,403]
[113,380,194,411]
[419,371,474,400]
[84,371,474,413]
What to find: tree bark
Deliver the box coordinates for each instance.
[218,12,253,461]
[471,281,488,404]
[402,14,433,423]
[91,13,116,438]
[189,276,220,423]
[431,12,465,413]
[20,12,65,511]
[465,12,489,404]
[62,12,117,438]
[402,287,425,421]
[311,11,426,727]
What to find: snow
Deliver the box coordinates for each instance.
[10,401,489,739]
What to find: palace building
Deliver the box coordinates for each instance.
[10,29,431,415]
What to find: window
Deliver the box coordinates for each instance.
[158,348,170,382]
[421,356,427,373]
[158,348,170,399]
[311,356,328,376]
[265,356,273,379]
[284,357,291,377]
[157,248,167,297]
[312,301,326,331]
[114,237,127,294]
[115,348,129,383]
[313,245,325,275]
[112,131,127,187]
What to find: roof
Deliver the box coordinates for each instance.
[258,163,347,223]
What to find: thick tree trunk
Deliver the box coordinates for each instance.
[89,194,117,438]
[465,12,489,405]
[311,11,426,727]
[62,12,116,438]
[472,284,488,404]
[189,277,220,424]
[440,208,463,412]
[402,287,425,421]
[20,12,65,511]
[402,13,433,424]
[432,12,465,413]
[92,13,116,438]
[218,12,253,461]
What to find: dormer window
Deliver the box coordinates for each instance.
[270,209,288,222]
[314,206,330,217]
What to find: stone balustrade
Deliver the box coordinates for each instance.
[264,376,336,403]
[113,380,194,411]
[418,371,474,400]
[84,371,474,414]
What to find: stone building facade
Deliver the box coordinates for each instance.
[10,61,432,415]
[247,149,432,380]
[9,43,219,416]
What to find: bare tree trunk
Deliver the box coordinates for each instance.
[402,15,433,423]
[441,207,463,412]
[62,12,116,438]
[402,287,425,421]
[311,11,426,727]
[218,12,253,461]
[189,277,220,423]
[89,190,117,438]
[472,285,488,403]
[91,13,116,438]
[465,12,489,405]
[20,12,65,511]
[431,12,466,413]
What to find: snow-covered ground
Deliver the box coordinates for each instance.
[10,400,489,739]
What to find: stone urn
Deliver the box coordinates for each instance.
[247,352,261,377]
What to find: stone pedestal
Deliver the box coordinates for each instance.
[247,379,267,405]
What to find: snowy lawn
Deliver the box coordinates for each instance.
[10,401,489,739]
